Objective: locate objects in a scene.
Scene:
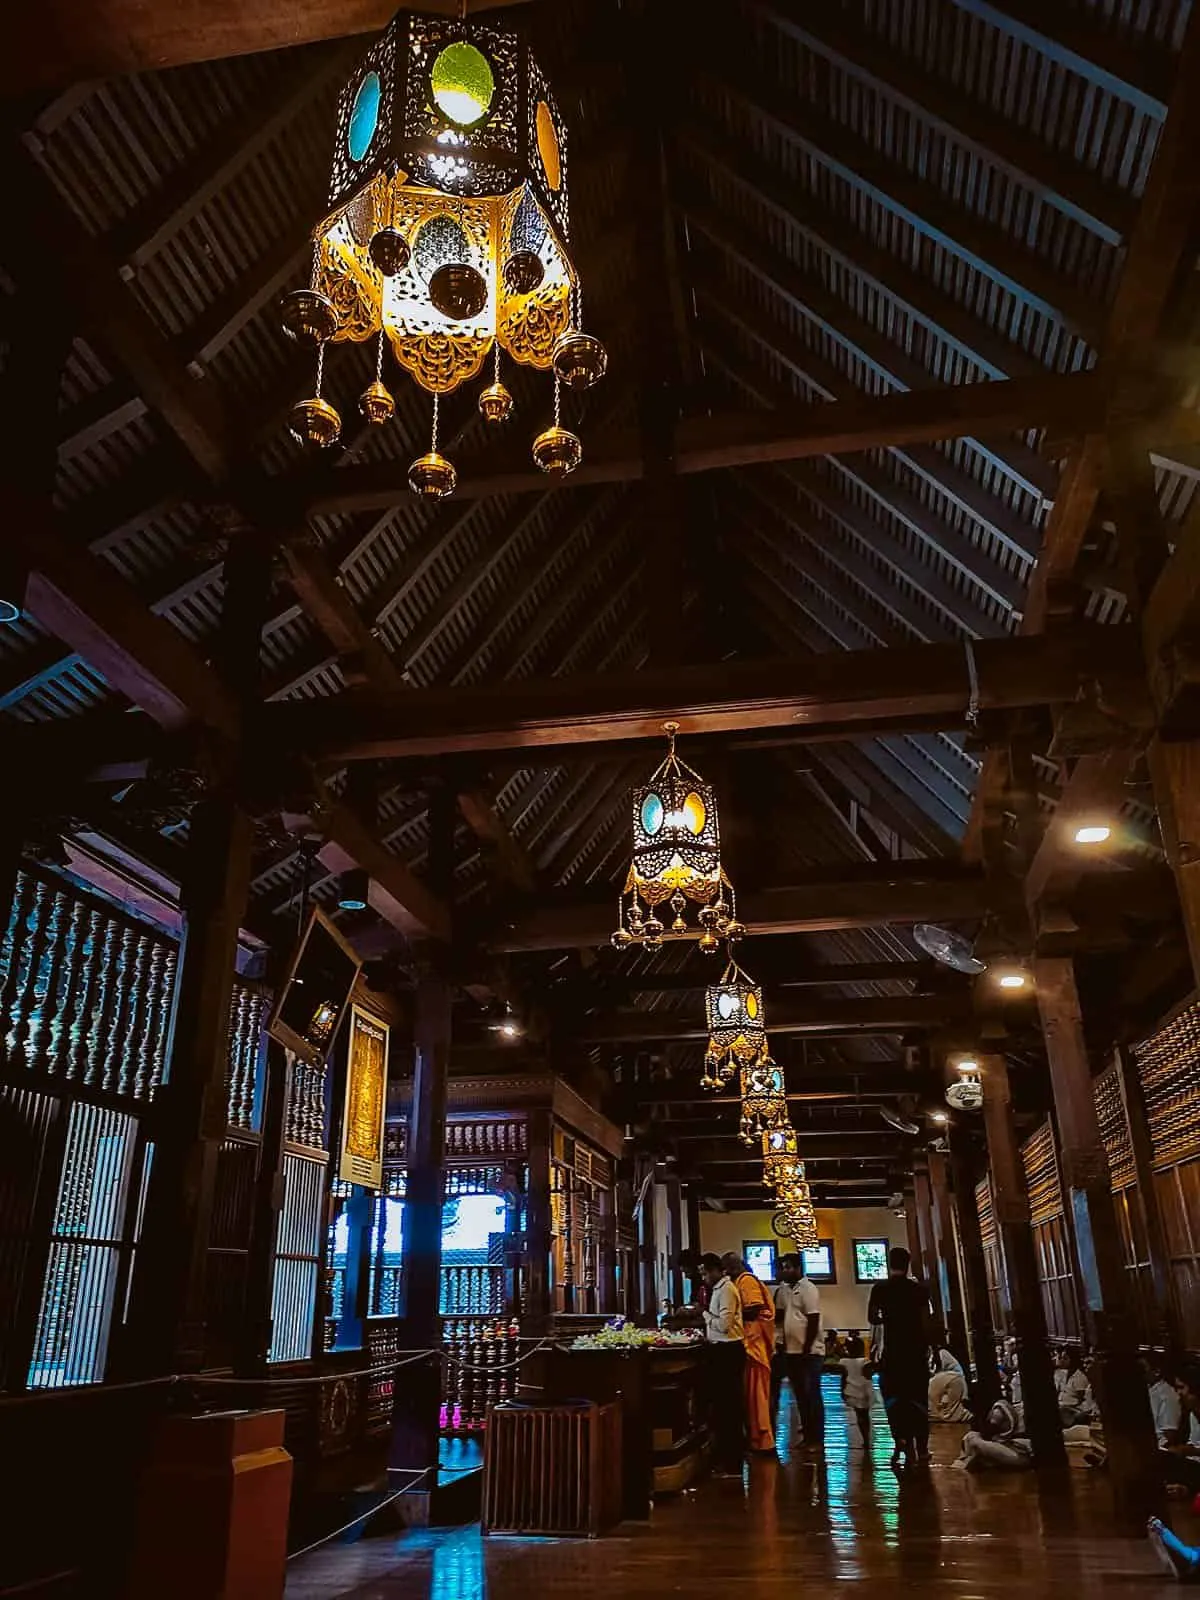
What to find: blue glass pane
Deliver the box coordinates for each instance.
[640,791,664,835]
[348,71,381,164]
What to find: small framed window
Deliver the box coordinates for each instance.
[743,1240,778,1282]
[800,1240,836,1283]
[853,1238,891,1283]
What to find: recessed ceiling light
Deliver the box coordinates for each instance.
[956,1057,979,1074]
[931,1110,948,1124]
[1073,824,1111,845]
[997,972,1027,990]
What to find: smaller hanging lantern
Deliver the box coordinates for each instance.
[613,722,737,950]
[762,1125,806,1192]
[703,958,764,1089]
[738,1052,788,1145]
[776,1199,819,1250]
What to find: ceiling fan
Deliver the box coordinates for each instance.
[880,1105,920,1136]
[913,922,986,976]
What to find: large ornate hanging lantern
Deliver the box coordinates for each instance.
[700,959,764,1090]
[612,724,740,953]
[738,1053,788,1145]
[282,9,604,490]
[761,1125,806,1192]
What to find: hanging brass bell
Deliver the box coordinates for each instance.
[280,288,338,347]
[288,396,342,448]
[503,250,545,294]
[407,450,458,498]
[429,262,488,320]
[698,929,720,954]
[369,227,411,277]
[610,927,634,950]
[478,381,513,424]
[532,424,582,479]
[552,330,607,390]
[359,379,395,426]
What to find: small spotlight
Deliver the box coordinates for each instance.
[997,971,1027,990]
[337,867,369,912]
[1073,824,1111,846]
[931,1110,949,1124]
[498,1020,520,1039]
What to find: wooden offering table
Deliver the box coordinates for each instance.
[523,1320,710,1517]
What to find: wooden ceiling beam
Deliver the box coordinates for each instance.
[688,204,1055,506]
[491,868,997,953]
[306,368,1106,515]
[758,3,1136,244]
[263,626,1134,764]
[3,0,531,94]
[601,963,938,995]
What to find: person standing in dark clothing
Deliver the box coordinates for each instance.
[867,1246,934,1469]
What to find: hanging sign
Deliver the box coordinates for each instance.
[338,1004,389,1188]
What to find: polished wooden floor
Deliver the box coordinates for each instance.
[286,1378,1187,1600]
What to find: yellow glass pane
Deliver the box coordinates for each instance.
[745,990,759,1020]
[536,101,561,191]
[682,791,706,835]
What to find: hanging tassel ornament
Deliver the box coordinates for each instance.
[289,341,342,448]
[532,373,582,478]
[479,341,513,424]
[359,329,396,426]
[280,240,338,348]
[552,282,607,391]
[408,390,458,498]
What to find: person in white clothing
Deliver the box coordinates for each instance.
[1146,1354,1184,1447]
[1053,1348,1096,1425]
[929,1340,970,1423]
[775,1253,825,1445]
[700,1253,745,1475]
[839,1334,874,1445]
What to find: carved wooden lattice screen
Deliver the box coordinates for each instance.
[1093,1061,1158,1343]
[1019,1120,1080,1342]
[0,864,268,1388]
[1134,1002,1200,1345]
[974,1176,1008,1335]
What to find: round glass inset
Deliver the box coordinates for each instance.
[536,101,561,190]
[431,42,495,126]
[640,791,664,836]
[682,791,707,835]
[717,991,738,1021]
[347,71,381,164]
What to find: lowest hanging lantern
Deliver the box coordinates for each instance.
[282,10,605,490]
[776,1198,819,1250]
[612,723,740,953]
[701,958,765,1090]
[761,1125,806,1192]
[738,1053,788,1145]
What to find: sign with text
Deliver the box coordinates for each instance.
[338,1005,389,1188]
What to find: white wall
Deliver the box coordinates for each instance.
[699,1206,908,1332]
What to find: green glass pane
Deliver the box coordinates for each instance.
[431,42,495,127]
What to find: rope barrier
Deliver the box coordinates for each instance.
[285,1461,485,1562]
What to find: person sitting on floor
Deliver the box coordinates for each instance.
[928,1339,970,1423]
[1054,1347,1096,1427]
[1162,1364,1200,1498]
[1147,1354,1183,1447]
[954,1399,1033,1472]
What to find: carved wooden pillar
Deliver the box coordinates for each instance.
[979,1052,1063,1462]
[928,1146,969,1366]
[913,1163,944,1325]
[949,1128,1001,1405]
[903,1183,925,1281]
[390,785,453,1475]
[1034,957,1162,1522]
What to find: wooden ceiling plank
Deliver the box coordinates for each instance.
[759,3,1136,244]
[581,992,973,1043]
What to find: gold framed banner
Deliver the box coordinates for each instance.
[339,1005,389,1188]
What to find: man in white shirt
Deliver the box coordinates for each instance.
[1146,1354,1183,1447]
[775,1253,825,1446]
[701,1253,745,1475]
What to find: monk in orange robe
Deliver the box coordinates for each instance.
[723,1252,776,1453]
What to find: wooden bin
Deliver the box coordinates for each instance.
[482,1400,622,1537]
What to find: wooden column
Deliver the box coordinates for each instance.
[1034,957,1162,1522]
[389,785,454,1475]
[913,1164,944,1326]
[903,1183,925,1282]
[1115,1046,1181,1347]
[978,1052,1063,1462]
[949,1128,1001,1406]
[665,1174,684,1307]
[120,788,256,1374]
[928,1146,970,1366]
[1149,740,1200,991]
[523,1109,553,1330]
